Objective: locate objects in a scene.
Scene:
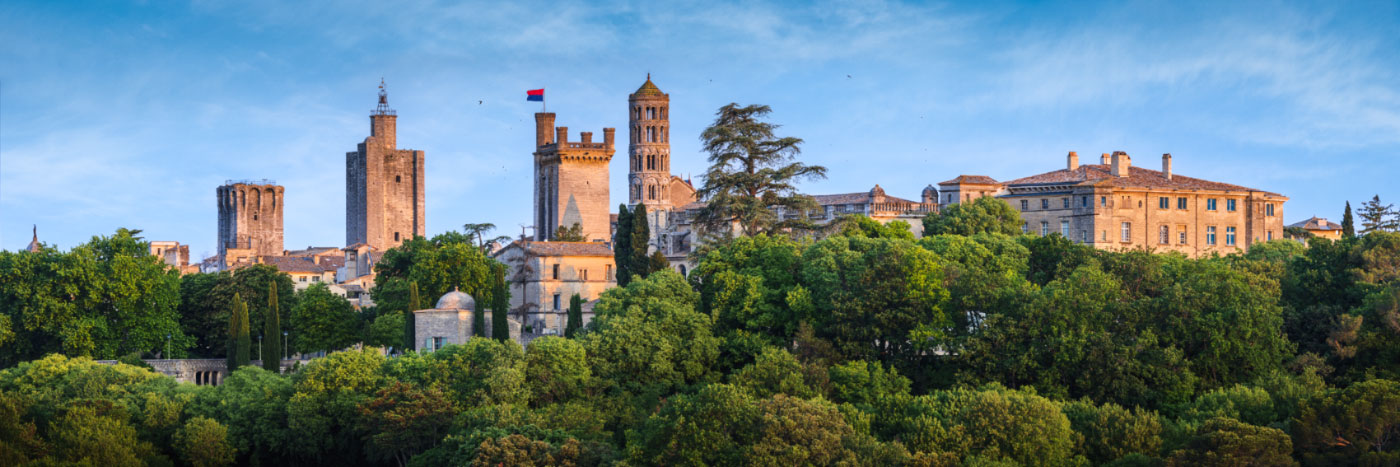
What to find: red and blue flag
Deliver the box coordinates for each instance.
[526,89,544,101]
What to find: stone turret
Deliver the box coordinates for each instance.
[346,80,425,251]
[533,108,616,242]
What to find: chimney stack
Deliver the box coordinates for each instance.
[556,126,569,145]
[1162,153,1173,180]
[1067,151,1079,171]
[1111,151,1132,177]
[1100,153,1110,165]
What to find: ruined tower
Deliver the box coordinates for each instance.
[533,112,616,242]
[346,80,425,251]
[217,181,284,266]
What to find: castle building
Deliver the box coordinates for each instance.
[492,241,616,335]
[628,75,697,240]
[532,112,615,242]
[347,81,425,252]
[216,180,284,268]
[943,151,1288,257]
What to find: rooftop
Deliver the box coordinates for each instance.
[939,175,1001,186]
[1003,164,1283,196]
[633,75,665,97]
[500,241,615,257]
[1289,216,1343,231]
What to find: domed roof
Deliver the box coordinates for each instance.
[922,184,938,195]
[869,184,886,197]
[25,225,40,253]
[435,288,475,310]
[634,74,665,97]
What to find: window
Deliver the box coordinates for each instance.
[552,264,560,279]
[1159,225,1169,244]
[1102,230,1108,241]
[253,214,259,221]
[606,264,613,280]
[1267,230,1274,241]
[1081,196,1089,207]
[1227,199,1237,212]
[395,175,401,183]
[1040,221,1048,236]
[1226,226,1237,246]
[1081,230,1088,243]
[1178,197,1188,209]
[432,337,444,352]
[1041,199,1049,209]
[583,269,589,281]
[1207,226,1217,245]
[1021,200,1028,210]
[1063,198,1070,209]
[1061,220,1070,237]
[394,232,400,241]
[312,276,320,282]
[1207,199,1218,211]
[553,294,561,311]
[1021,222,1028,234]
[1100,196,1107,207]
[1266,203,1275,217]
[1179,228,1188,244]
[1121,222,1131,242]
[299,276,307,282]
[1159,197,1169,209]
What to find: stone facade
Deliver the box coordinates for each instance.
[533,113,615,242]
[97,358,298,386]
[413,290,525,350]
[216,181,284,268]
[493,241,615,335]
[347,82,425,251]
[996,151,1287,257]
[1288,216,1344,241]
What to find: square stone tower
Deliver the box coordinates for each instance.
[533,113,615,242]
[217,181,284,265]
[347,81,425,251]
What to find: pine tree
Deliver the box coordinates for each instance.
[614,204,633,286]
[648,251,670,275]
[263,282,282,371]
[1342,201,1356,238]
[565,293,583,338]
[405,281,420,351]
[694,103,827,236]
[1358,195,1399,235]
[630,203,652,280]
[492,265,510,341]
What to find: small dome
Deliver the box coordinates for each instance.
[923,184,937,195]
[435,288,475,310]
[869,184,886,197]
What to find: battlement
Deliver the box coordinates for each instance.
[223,179,279,187]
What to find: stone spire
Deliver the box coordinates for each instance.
[26,225,40,253]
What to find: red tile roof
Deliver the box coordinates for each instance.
[500,241,614,257]
[939,175,1001,185]
[1003,164,1283,196]
[1288,217,1342,231]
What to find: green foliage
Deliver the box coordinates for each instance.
[372,232,502,318]
[357,381,455,465]
[693,234,808,348]
[877,384,1077,465]
[693,103,827,237]
[1343,201,1356,238]
[406,281,420,349]
[286,349,388,463]
[226,295,251,371]
[1062,399,1162,464]
[614,203,635,286]
[729,347,817,399]
[630,203,654,281]
[583,271,719,395]
[1357,195,1399,235]
[551,222,586,242]
[365,310,406,350]
[209,264,297,355]
[0,228,186,365]
[838,214,915,240]
[525,337,590,406]
[187,366,293,464]
[174,416,235,467]
[492,265,510,341]
[565,293,583,338]
[922,196,1025,237]
[384,338,528,407]
[263,282,282,369]
[1165,417,1293,466]
[827,360,911,408]
[1293,379,1400,459]
[290,283,358,354]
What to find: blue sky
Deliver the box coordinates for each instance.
[3,0,1398,256]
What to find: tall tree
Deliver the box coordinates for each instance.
[227,296,251,370]
[226,294,244,371]
[290,284,358,354]
[648,251,670,275]
[262,282,282,370]
[565,294,583,338]
[405,281,420,349]
[922,196,1025,236]
[492,265,510,341]
[551,223,585,242]
[1358,195,1399,235]
[694,103,827,237]
[630,203,653,280]
[1343,201,1356,238]
[614,204,635,286]
[462,222,510,253]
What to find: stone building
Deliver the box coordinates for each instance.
[493,241,615,335]
[347,80,425,252]
[1289,216,1344,241]
[990,151,1287,256]
[414,289,523,351]
[628,75,697,241]
[149,241,199,274]
[532,111,616,242]
[216,180,284,269]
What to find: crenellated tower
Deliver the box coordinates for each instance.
[217,180,284,268]
[346,80,425,251]
[532,112,616,242]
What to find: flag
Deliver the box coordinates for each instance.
[526,89,544,102]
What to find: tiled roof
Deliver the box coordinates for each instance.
[939,175,1001,185]
[504,241,614,257]
[634,77,665,97]
[1288,217,1342,231]
[811,192,918,206]
[285,246,341,256]
[246,256,338,274]
[1003,164,1283,196]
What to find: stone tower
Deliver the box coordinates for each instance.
[346,80,425,251]
[532,112,615,242]
[217,181,284,264]
[628,75,672,212]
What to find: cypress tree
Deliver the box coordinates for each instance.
[648,251,670,275]
[630,203,652,280]
[614,204,633,286]
[405,281,421,351]
[233,297,251,369]
[1342,201,1356,238]
[492,265,510,341]
[226,293,242,372]
[263,282,282,371]
[473,293,487,338]
[566,293,583,338]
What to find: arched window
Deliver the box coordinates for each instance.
[648,185,656,200]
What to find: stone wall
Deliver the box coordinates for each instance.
[96,358,299,386]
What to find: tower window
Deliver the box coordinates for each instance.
[253,214,258,221]
[553,264,559,279]
[394,232,400,241]
[396,175,401,183]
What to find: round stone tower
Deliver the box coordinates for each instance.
[628,74,671,212]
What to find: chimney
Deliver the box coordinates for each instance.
[1100,153,1110,165]
[603,127,615,148]
[580,131,593,144]
[1162,153,1173,180]
[534,113,556,147]
[1067,151,1079,171]
[556,126,569,145]
[1111,151,1131,177]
